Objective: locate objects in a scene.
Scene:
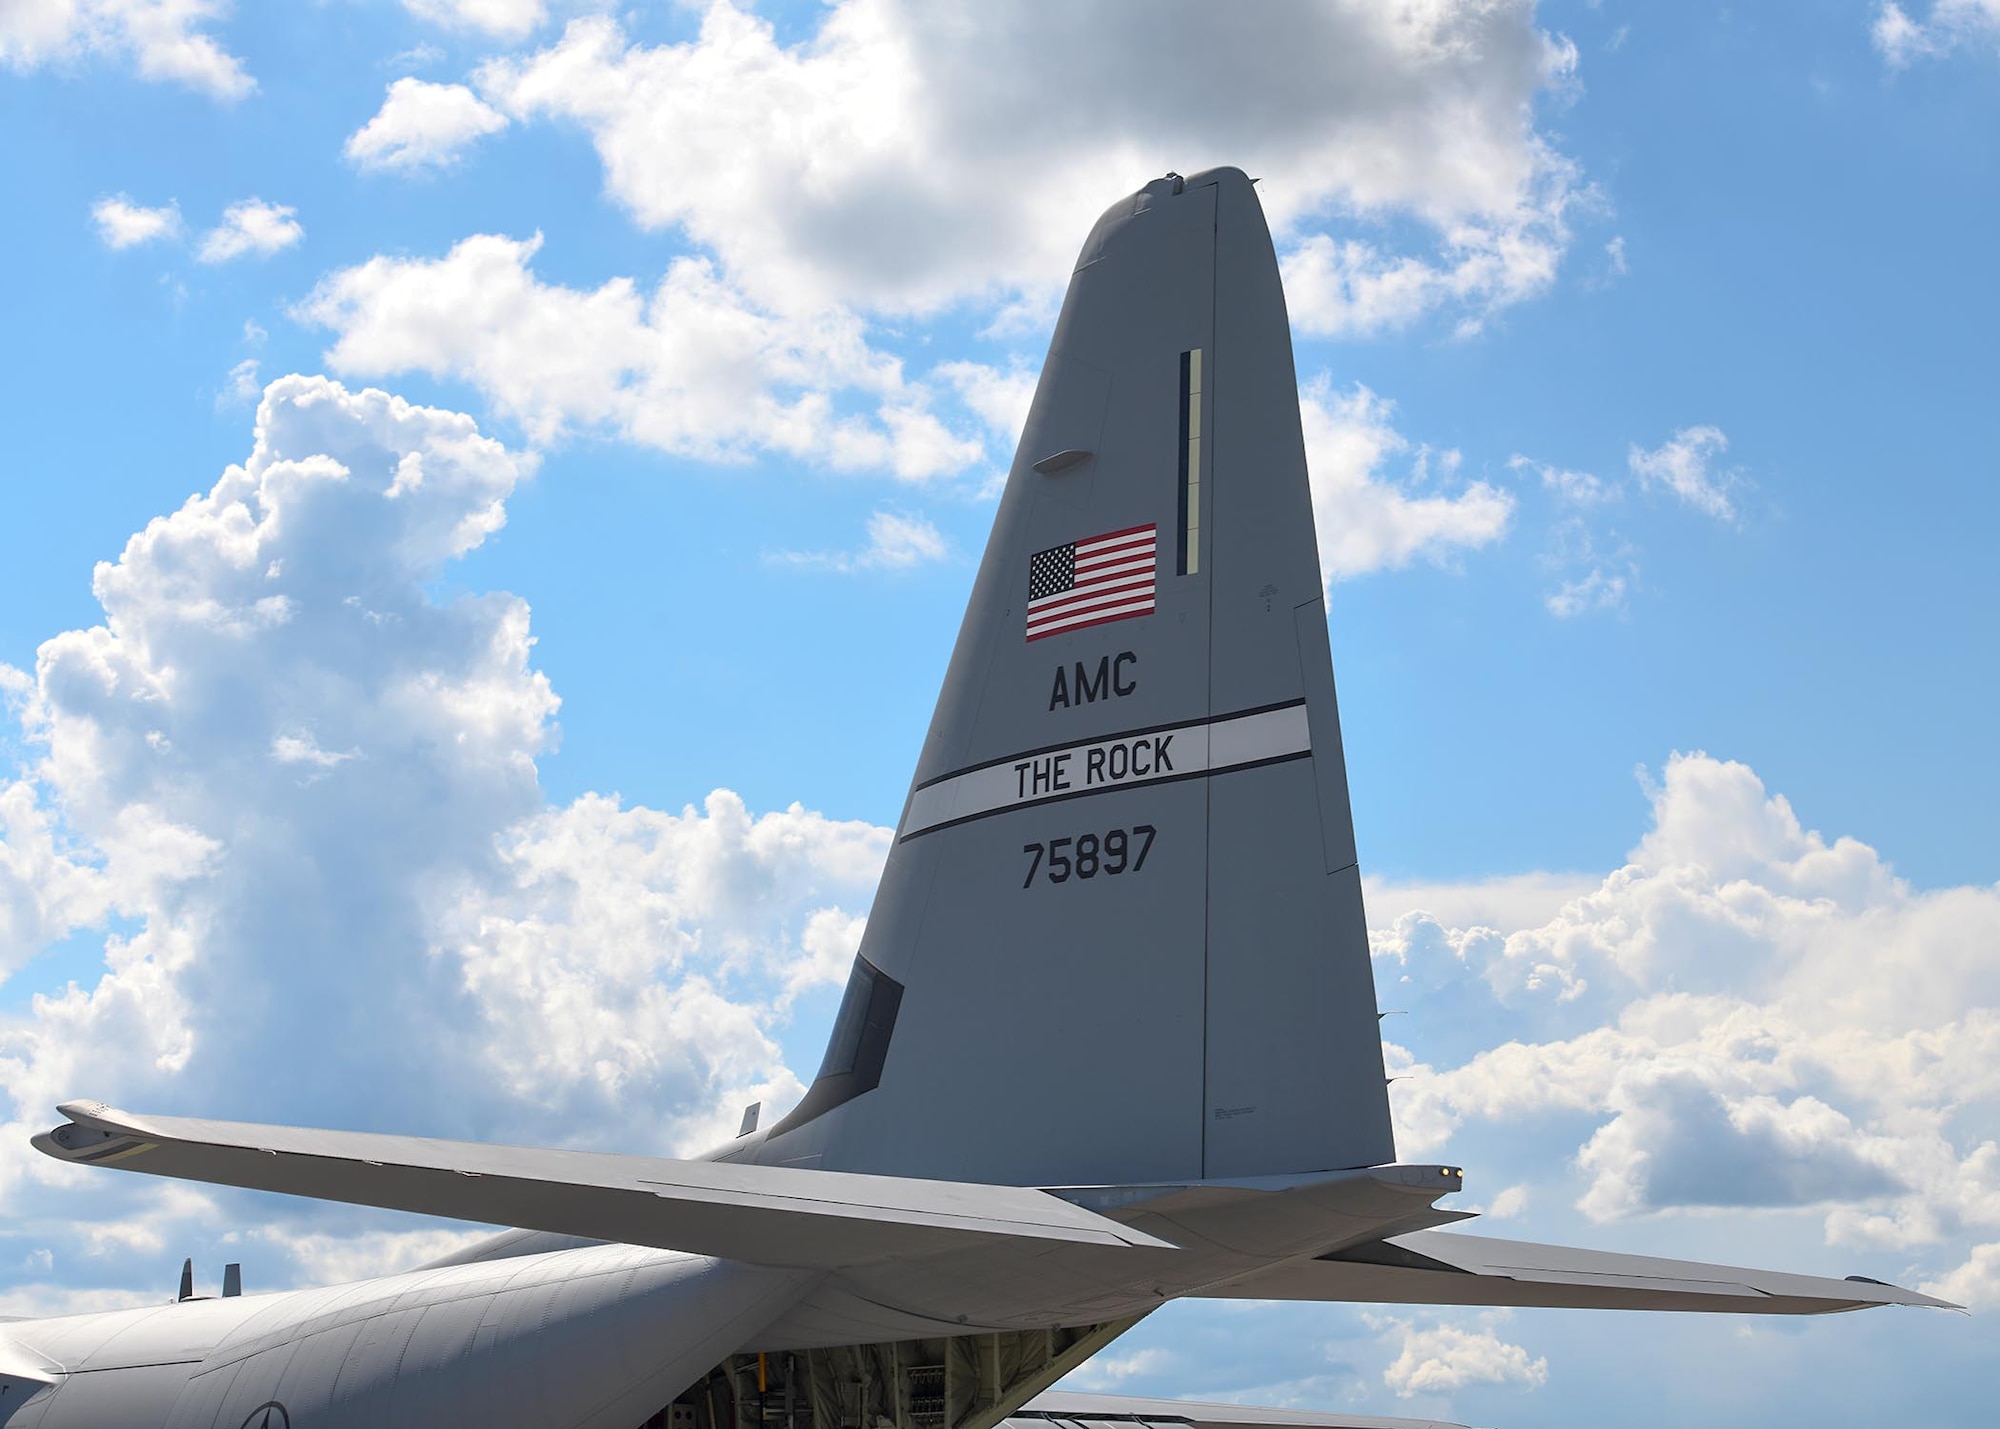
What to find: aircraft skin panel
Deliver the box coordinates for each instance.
[1,1297,236,1373]
[1188,1229,1956,1314]
[0,1243,809,1429]
[1201,772,1383,1180]
[1194,169,1388,1171]
[764,177,1222,1188]
[838,773,1213,1186]
[952,182,1217,780]
[15,1361,195,1429]
[32,1101,1171,1265]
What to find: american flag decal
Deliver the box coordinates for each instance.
[1025,523,1157,642]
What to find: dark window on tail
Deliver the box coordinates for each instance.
[766,954,905,1138]
[1176,348,1203,575]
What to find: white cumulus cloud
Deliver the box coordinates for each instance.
[1873,1,2000,66]
[475,2,1585,328]
[1300,378,1514,586]
[0,781,114,980]
[0,0,252,97]
[1373,752,2000,1267]
[91,195,182,249]
[1924,1239,2000,1309]
[0,375,887,1306]
[1059,1347,1176,1390]
[1543,564,1629,619]
[1628,425,1738,521]
[1539,516,1638,619]
[1378,1316,1549,1398]
[197,198,304,263]
[308,3,1603,484]
[936,361,1039,449]
[1484,1183,1530,1219]
[346,77,510,173]
[217,357,261,408]
[297,232,981,478]
[772,510,950,574]
[441,789,887,1150]
[1281,181,1576,341]
[403,0,548,42]
[1510,453,1611,507]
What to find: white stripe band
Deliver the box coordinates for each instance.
[1076,534,1154,558]
[1068,553,1155,580]
[900,702,1311,839]
[1027,595,1156,635]
[1029,582,1153,616]
[1029,583,1154,616]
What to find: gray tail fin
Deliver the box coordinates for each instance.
[751,168,1394,1187]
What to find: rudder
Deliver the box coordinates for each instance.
[746,169,1395,1187]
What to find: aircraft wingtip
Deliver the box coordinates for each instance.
[55,1098,119,1125]
[1838,1275,1960,1311]
[36,1102,155,1166]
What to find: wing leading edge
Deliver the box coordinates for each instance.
[1192,1228,1954,1314]
[34,1101,1173,1268]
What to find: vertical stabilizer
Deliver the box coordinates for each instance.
[751,169,1394,1186]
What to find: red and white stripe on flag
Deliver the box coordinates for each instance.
[1025,523,1157,642]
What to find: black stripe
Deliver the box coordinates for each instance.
[897,749,1311,842]
[69,1137,144,1163]
[910,697,1306,792]
[762,955,905,1140]
[1176,349,1192,576]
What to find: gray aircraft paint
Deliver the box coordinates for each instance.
[11,168,1950,1429]
[751,167,1395,1187]
[0,1247,805,1429]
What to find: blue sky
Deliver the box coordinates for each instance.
[1,2,1996,1424]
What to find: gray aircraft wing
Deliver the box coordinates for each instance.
[1016,1391,1466,1429]
[1192,1228,1953,1314]
[34,1101,1173,1267]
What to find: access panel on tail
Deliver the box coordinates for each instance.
[748,169,1394,1188]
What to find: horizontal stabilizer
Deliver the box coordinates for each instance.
[0,1327,60,1391]
[1193,1228,1954,1315]
[1018,1391,1465,1429]
[35,1101,1173,1268]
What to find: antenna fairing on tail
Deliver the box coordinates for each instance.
[751,168,1395,1187]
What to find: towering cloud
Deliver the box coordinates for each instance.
[0,378,881,1303]
[478,3,1581,328]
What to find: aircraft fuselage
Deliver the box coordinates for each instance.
[2,1244,805,1429]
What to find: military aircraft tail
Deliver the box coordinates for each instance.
[744,168,1395,1187]
[23,173,1947,1429]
